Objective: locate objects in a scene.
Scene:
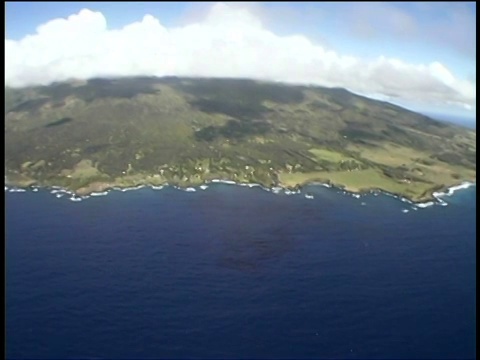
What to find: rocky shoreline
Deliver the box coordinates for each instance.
[5,174,476,207]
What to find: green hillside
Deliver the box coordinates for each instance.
[5,76,476,202]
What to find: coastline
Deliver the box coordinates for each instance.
[4,175,476,208]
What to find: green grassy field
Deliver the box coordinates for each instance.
[308,148,352,163]
[278,168,438,201]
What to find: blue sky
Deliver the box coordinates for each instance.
[5,2,476,120]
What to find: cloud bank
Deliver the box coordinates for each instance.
[5,3,475,112]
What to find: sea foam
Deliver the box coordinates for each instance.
[121,185,145,192]
[416,201,435,208]
[9,188,26,193]
[91,191,109,197]
[433,182,475,199]
[211,179,236,185]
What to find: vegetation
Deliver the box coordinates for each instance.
[4,76,476,201]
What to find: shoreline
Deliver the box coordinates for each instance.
[4,177,476,208]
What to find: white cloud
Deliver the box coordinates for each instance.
[5,3,475,112]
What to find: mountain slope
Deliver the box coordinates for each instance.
[4,76,476,201]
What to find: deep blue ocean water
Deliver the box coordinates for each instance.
[6,184,476,359]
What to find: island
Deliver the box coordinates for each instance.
[5,76,476,202]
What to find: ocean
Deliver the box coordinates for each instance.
[5,183,476,359]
